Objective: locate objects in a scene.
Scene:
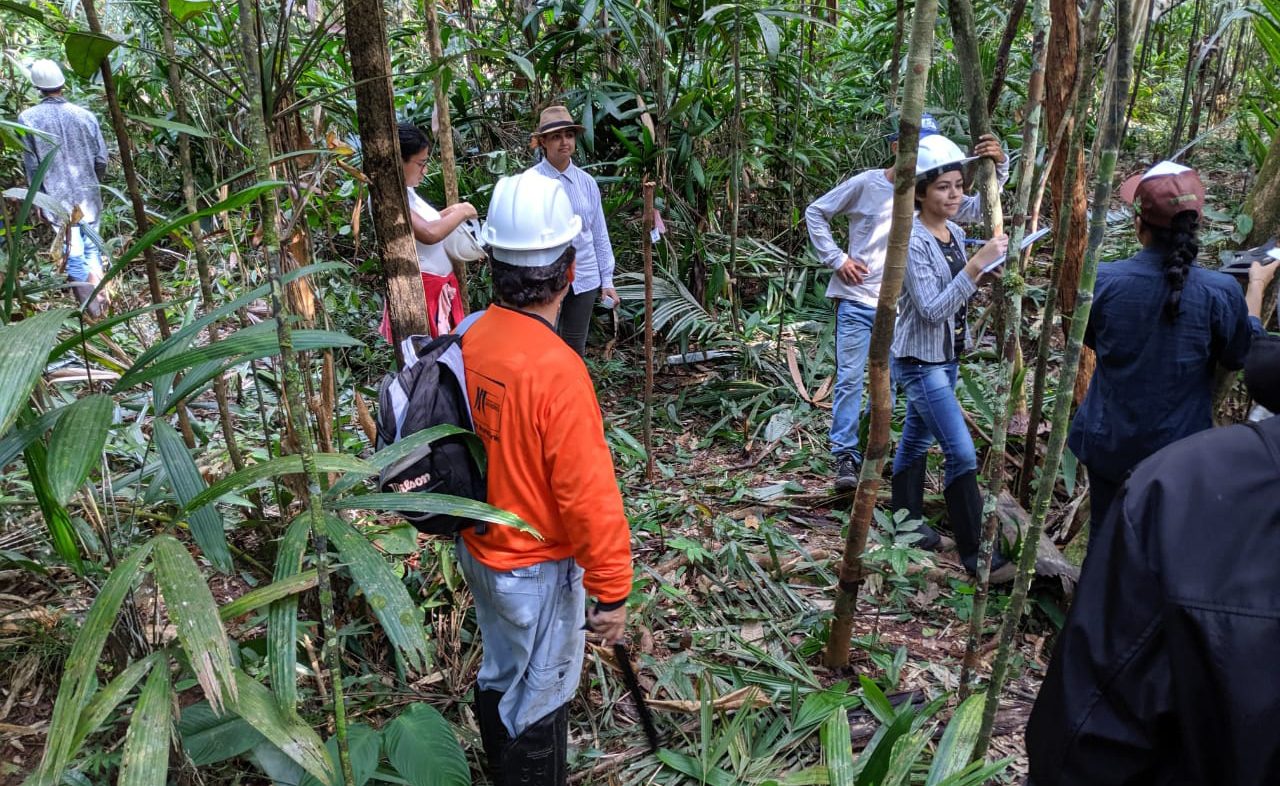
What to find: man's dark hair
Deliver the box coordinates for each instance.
[397,121,431,162]
[39,87,62,97]
[490,246,575,308]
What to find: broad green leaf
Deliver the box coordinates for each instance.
[5,136,58,315]
[24,440,82,572]
[326,424,481,499]
[0,405,70,471]
[248,741,304,786]
[794,682,860,732]
[821,708,855,786]
[925,695,984,786]
[168,0,212,21]
[327,494,540,537]
[935,759,1014,786]
[49,297,193,362]
[30,541,152,786]
[0,0,45,22]
[857,675,895,725]
[178,700,267,766]
[655,749,736,786]
[755,11,780,60]
[63,31,120,79]
[320,513,430,671]
[301,724,381,786]
[854,701,915,786]
[1,187,67,221]
[72,653,163,753]
[87,182,291,305]
[117,665,172,786]
[127,114,211,138]
[227,670,335,786]
[154,420,232,573]
[506,52,535,81]
[269,516,311,714]
[152,535,237,712]
[219,570,317,621]
[45,395,112,505]
[0,308,71,439]
[383,703,469,786]
[186,453,377,514]
[116,322,361,391]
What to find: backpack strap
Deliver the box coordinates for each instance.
[454,308,486,336]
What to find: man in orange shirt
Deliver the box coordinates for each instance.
[459,170,633,785]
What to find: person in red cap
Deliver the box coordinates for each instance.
[1066,161,1278,533]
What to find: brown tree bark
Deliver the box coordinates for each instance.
[343,0,430,360]
[1046,0,1094,403]
[1246,128,1280,247]
[422,0,469,312]
[987,0,1030,115]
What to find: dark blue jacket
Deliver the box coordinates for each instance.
[1067,247,1262,482]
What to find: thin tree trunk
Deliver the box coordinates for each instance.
[1019,0,1105,506]
[959,0,1050,697]
[159,0,247,476]
[1168,0,1204,156]
[642,181,656,481]
[975,0,1134,758]
[81,0,197,449]
[238,1,353,783]
[824,0,937,669]
[421,0,468,311]
[1245,123,1280,246]
[948,0,1004,235]
[987,0,1030,116]
[727,17,743,335]
[345,0,429,360]
[887,0,906,112]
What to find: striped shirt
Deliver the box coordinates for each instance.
[19,96,109,224]
[891,217,977,363]
[531,157,615,294]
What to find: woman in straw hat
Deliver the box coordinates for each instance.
[1067,161,1278,533]
[528,105,618,356]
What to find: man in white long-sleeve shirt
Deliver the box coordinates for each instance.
[805,113,1007,492]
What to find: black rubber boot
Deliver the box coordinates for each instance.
[503,704,568,786]
[890,457,945,551]
[943,471,1015,583]
[475,688,511,786]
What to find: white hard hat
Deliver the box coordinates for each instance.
[28,59,65,91]
[443,218,487,263]
[915,135,977,180]
[480,171,582,267]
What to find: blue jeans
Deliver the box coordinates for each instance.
[63,221,103,283]
[456,538,586,738]
[831,299,877,458]
[891,358,978,487]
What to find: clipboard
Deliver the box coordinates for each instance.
[981,226,1053,273]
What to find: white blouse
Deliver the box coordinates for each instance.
[408,189,453,277]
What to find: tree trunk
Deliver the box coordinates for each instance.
[959,0,1050,697]
[1245,128,1280,246]
[159,0,248,477]
[421,0,469,312]
[887,0,906,111]
[948,0,1004,235]
[345,0,429,359]
[239,1,354,783]
[987,0,1030,116]
[1168,0,1205,156]
[81,0,198,449]
[824,0,937,669]
[976,0,1134,759]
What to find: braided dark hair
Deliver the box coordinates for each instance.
[1147,211,1200,321]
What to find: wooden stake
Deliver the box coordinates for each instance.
[642,181,656,482]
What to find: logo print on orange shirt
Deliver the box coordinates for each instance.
[471,372,506,442]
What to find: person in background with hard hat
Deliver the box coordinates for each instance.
[528,105,618,356]
[1066,161,1278,533]
[805,112,1007,495]
[18,59,110,317]
[1026,336,1280,786]
[378,122,480,342]
[890,134,1016,584]
[460,170,633,783]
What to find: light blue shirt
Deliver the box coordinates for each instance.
[531,158,615,294]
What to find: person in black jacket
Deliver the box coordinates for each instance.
[1025,333,1280,786]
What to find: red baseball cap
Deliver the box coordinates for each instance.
[1118,161,1206,229]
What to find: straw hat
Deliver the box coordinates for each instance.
[531,105,584,137]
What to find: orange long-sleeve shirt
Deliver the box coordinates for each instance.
[460,306,633,604]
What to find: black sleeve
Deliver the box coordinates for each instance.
[1025,480,1173,785]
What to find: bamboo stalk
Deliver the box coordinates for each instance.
[81,0,197,450]
[237,1,354,783]
[1018,0,1105,506]
[975,0,1134,758]
[824,0,937,669]
[959,0,1051,697]
[421,0,468,311]
[642,181,656,482]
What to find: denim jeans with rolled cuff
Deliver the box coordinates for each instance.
[831,298,879,460]
[891,357,978,488]
[456,537,586,738]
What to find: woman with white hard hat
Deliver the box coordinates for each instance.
[889,134,1016,584]
[377,122,483,341]
[1066,161,1279,536]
